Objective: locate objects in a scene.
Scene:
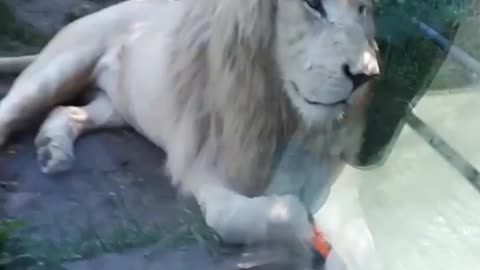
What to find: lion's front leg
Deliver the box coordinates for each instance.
[181,163,315,268]
[197,186,312,245]
[0,47,103,147]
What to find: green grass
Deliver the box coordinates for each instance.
[0,219,32,269]
[1,204,220,270]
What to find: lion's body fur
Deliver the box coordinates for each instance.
[0,0,380,268]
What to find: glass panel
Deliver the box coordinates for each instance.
[316,1,480,269]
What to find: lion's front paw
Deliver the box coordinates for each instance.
[35,135,74,174]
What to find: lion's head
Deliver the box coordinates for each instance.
[169,0,380,195]
[276,0,380,125]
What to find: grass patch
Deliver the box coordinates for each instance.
[0,219,36,270]
[3,203,220,269]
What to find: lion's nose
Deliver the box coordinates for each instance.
[343,50,380,91]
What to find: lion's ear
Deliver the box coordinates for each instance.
[208,0,277,66]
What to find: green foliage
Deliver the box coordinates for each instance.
[0,219,27,268]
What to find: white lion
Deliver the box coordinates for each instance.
[0,0,380,269]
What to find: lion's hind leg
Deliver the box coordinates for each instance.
[0,45,104,146]
[35,91,125,174]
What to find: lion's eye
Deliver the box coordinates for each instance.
[304,0,327,18]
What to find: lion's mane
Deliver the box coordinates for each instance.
[165,0,367,196]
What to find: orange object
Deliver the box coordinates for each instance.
[307,210,331,259]
[311,225,331,258]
